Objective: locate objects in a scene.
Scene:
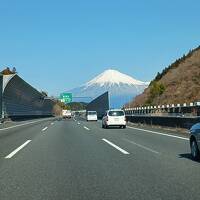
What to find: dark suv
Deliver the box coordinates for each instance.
[189,123,200,160]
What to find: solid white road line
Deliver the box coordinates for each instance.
[102,138,130,155]
[5,140,32,159]
[42,127,48,131]
[0,118,53,131]
[84,126,90,131]
[127,126,189,141]
[124,138,160,154]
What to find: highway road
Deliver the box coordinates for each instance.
[0,117,199,200]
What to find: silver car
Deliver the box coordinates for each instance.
[189,123,200,160]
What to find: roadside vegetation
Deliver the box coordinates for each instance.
[1,67,17,75]
[129,45,200,107]
[67,102,88,111]
[145,81,166,105]
[153,46,200,82]
[53,101,87,116]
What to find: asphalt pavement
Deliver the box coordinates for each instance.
[0,117,199,200]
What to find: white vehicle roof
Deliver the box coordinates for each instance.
[87,111,97,114]
[107,109,124,111]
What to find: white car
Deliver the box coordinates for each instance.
[102,109,126,129]
[62,110,72,119]
[86,111,98,121]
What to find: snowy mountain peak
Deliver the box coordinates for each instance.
[85,69,147,87]
[67,69,149,107]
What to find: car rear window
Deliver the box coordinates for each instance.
[108,111,124,116]
[88,111,97,115]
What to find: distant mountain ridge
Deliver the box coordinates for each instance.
[130,46,200,107]
[67,69,149,108]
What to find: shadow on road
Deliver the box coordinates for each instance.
[9,116,55,122]
[103,127,125,129]
[179,153,200,163]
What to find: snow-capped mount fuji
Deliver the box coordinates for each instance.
[67,69,149,108]
[85,69,148,87]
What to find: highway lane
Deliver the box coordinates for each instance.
[0,117,199,200]
[0,118,56,161]
[79,118,190,157]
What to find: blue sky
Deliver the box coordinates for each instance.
[0,0,200,96]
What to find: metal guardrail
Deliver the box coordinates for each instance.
[124,103,200,118]
[125,113,198,118]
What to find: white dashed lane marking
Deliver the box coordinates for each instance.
[5,140,32,159]
[102,138,130,155]
[42,127,48,131]
[123,138,160,154]
[84,126,90,131]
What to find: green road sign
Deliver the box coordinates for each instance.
[60,93,72,103]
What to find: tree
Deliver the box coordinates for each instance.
[150,81,165,97]
[1,67,17,75]
[1,67,14,75]
[12,67,17,73]
[145,81,166,105]
[152,45,200,82]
